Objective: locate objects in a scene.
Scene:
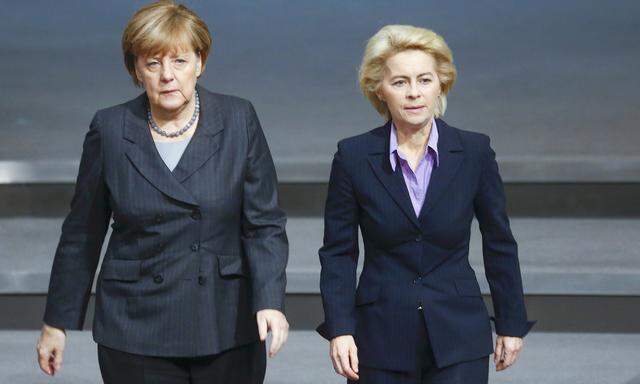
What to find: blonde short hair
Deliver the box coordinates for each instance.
[122,1,212,87]
[359,25,457,119]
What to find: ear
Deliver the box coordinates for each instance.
[195,52,204,77]
[133,58,144,85]
[135,68,142,84]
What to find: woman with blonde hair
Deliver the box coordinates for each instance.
[318,24,535,383]
[36,1,289,382]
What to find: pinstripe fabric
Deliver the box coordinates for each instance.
[317,120,535,373]
[43,84,288,357]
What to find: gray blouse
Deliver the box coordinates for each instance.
[153,135,193,171]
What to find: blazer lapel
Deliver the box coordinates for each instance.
[367,122,421,229]
[417,119,464,221]
[171,85,224,183]
[123,92,199,206]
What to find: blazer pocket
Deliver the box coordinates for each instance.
[217,254,247,278]
[101,259,142,282]
[355,285,381,306]
[454,278,482,297]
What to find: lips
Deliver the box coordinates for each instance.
[160,90,179,94]
[404,106,425,111]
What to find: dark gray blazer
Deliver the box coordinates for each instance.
[43,84,288,357]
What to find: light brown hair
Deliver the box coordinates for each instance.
[122,1,212,86]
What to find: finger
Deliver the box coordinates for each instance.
[257,316,268,341]
[340,351,358,380]
[498,348,518,371]
[48,351,58,376]
[349,345,359,374]
[269,327,282,357]
[49,354,57,376]
[496,354,509,372]
[53,348,64,372]
[268,331,277,357]
[331,351,345,377]
[504,348,519,368]
[273,321,289,356]
[37,349,52,375]
[279,321,289,347]
[282,322,289,346]
[494,340,504,363]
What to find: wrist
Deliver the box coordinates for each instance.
[43,323,66,335]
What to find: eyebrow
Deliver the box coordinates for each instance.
[390,72,434,80]
[148,52,189,60]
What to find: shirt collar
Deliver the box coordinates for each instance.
[389,118,440,171]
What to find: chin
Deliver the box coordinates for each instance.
[158,99,185,111]
[400,115,430,128]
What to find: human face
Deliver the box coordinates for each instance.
[134,48,202,114]
[376,49,442,130]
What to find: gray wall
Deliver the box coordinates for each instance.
[1,0,639,163]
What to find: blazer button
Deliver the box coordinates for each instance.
[413,276,423,284]
[191,243,200,252]
[415,235,423,242]
[198,276,206,285]
[153,274,164,284]
[191,209,201,220]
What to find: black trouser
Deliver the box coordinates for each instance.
[97,340,266,384]
[349,308,489,384]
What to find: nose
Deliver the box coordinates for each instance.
[406,81,420,99]
[160,62,174,83]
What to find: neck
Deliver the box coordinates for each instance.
[149,95,196,130]
[394,118,433,152]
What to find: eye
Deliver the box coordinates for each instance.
[175,58,187,64]
[392,80,406,86]
[420,78,432,84]
[146,61,160,68]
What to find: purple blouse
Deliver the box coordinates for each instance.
[389,118,440,217]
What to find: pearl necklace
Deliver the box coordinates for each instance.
[147,91,200,138]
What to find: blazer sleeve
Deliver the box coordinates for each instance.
[241,103,289,314]
[43,112,112,330]
[473,135,536,337]
[316,143,360,340]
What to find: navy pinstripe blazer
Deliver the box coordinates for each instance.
[43,84,288,357]
[317,119,535,371]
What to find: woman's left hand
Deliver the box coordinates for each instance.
[494,335,523,371]
[256,309,289,358]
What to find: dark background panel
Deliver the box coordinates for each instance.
[1,0,639,162]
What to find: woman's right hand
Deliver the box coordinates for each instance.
[330,335,359,380]
[36,323,66,376]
